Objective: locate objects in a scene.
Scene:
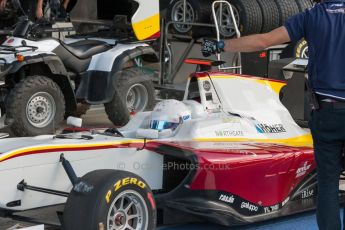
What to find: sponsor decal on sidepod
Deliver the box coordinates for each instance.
[219,194,235,204]
[301,189,314,199]
[241,202,259,212]
[255,123,286,133]
[215,130,244,137]
[296,162,311,178]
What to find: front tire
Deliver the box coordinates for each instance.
[5,76,65,136]
[63,170,156,230]
[105,67,155,127]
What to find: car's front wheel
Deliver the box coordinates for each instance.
[5,75,65,136]
[63,170,156,230]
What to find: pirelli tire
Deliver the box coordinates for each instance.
[274,0,300,25]
[294,39,309,58]
[295,0,313,12]
[226,0,263,36]
[63,170,156,230]
[257,0,280,33]
[104,67,155,127]
[5,75,65,137]
[167,0,212,35]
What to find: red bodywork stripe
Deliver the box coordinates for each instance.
[0,143,145,163]
[184,59,212,66]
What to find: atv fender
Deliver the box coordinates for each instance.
[7,55,77,114]
[8,55,68,76]
[76,45,158,104]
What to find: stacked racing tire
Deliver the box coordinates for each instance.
[166,0,313,37]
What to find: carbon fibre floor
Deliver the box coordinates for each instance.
[159,209,344,230]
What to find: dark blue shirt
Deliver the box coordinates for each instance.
[284,0,345,100]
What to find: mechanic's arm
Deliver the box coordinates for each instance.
[224,26,291,53]
[62,0,70,9]
[36,0,44,18]
[0,0,7,12]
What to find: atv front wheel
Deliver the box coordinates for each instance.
[105,67,155,127]
[63,170,156,230]
[6,76,65,136]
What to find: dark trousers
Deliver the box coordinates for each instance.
[309,105,345,230]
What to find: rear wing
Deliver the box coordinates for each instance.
[131,0,160,40]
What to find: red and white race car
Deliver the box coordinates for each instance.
[0,59,335,229]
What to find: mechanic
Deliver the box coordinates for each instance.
[0,0,70,20]
[36,0,71,19]
[202,1,345,229]
[0,0,45,20]
[0,0,17,28]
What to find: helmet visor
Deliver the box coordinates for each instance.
[150,120,179,131]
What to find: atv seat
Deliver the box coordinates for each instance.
[61,40,111,59]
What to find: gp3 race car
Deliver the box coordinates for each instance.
[0,59,339,229]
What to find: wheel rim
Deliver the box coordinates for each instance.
[171,0,195,33]
[26,92,56,128]
[216,3,240,37]
[107,190,149,230]
[126,84,148,112]
[301,46,309,58]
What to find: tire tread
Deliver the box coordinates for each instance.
[6,75,65,136]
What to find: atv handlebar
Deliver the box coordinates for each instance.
[12,17,73,40]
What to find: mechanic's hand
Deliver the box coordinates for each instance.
[0,0,7,12]
[36,7,43,19]
[201,39,225,57]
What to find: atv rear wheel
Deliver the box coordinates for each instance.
[104,67,155,127]
[6,76,65,136]
[63,170,156,230]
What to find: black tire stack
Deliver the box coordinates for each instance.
[227,0,263,36]
[257,0,280,33]
[166,0,313,37]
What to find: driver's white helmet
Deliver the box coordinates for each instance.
[150,99,192,131]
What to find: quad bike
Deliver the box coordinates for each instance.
[0,0,160,136]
